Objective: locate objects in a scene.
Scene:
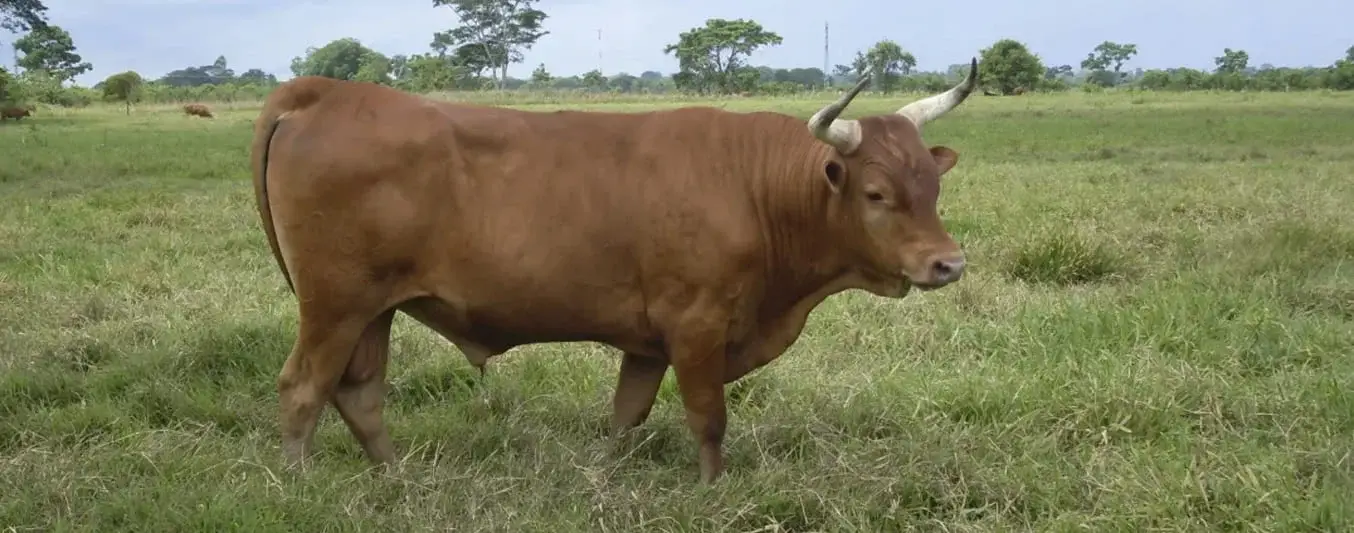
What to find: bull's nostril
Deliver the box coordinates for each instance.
[930,257,966,283]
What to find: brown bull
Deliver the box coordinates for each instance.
[251,58,981,483]
[183,103,214,118]
[1,105,32,120]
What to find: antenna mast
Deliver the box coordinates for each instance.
[823,22,830,87]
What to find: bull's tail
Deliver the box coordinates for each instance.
[251,114,294,294]
[250,76,339,295]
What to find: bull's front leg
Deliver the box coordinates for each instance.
[667,328,729,483]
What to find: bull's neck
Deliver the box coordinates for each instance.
[748,127,855,308]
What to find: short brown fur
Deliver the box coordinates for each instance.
[251,68,977,483]
[183,103,214,118]
[1,106,32,120]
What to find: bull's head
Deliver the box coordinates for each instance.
[807,58,978,295]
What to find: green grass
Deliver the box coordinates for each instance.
[3,89,1354,531]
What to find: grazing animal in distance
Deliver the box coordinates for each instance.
[0,106,32,121]
[183,103,214,118]
[250,57,982,483]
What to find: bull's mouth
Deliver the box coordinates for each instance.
[910,281,945,291]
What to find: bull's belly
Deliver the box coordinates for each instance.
[396,293,664,366]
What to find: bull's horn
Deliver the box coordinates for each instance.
[895,57,978,130]
[807,73,872,154]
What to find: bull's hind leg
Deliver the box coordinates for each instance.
[611,352,668,434]
[331,309,397,464]
[277,301,390,466]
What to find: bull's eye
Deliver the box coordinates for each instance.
[865,191,886,203]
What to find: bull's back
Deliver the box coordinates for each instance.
[438,105,765,279]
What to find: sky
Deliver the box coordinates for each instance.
[9,0,1353,87]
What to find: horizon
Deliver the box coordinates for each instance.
[8,0,1352,86]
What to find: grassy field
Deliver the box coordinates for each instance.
[2,89,1354,531]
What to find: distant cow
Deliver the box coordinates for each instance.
[183,103,214,118]
[0,106,32,121]
[251,58,982,483]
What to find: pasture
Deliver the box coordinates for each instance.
[2,89,1353,531]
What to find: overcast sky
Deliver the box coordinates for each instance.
[13,0,1353,86]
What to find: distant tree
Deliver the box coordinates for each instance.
[831,63,856,84]
[0,66,12,103]
[1214,48,1249,74]
[852,39,916,93]
[664,18,783,94]
[159,55,235,87]
[945,63,972,80]
[431,0,549,90]
[13,24,91,83]
[1045,64,1073,79]
[396,53,463,92]
[768,66,827,89]
[1327,45,1354,90]
[441,43,498,82]
[608,72,637,92]
[581,68,605,90]
[236,68,277,85]
[354,55,392,84]
[291,38,392,84]
[101,71,143,115]
[0,0,46,33]
[1080,41,1137,86]
[530,62,551,85]
[978,39,1044,95]
[388,55,410,81]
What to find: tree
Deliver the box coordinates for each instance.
[1327,45,1354,90]
[431,0,549,90]
[0,66,13,103]
[1079,41,1137,86]
[853,39,916,93]
[831,63,856,84]
[664,18,783,95]
[529,62,551,85]
[388,55,410,81]
[1214,48,1249,74]
[12,24,91,83]
[159,55,235,87]
[395,53,463,92]
[608,72,637,92]
[977,39,1044,95]
[768,67,827,89]
[581,69,605,91]
[236,68,277,86]
[101,71,142,115]
[354,55,393,84]
[290,38,392,84]
[1045,64,1073,79]
[0,0,46,33]
[433,43,498,83]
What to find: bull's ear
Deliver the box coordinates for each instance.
[823,159,847,194]
[929,146,960,176]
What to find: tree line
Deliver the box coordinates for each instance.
[3,0,1353,110]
